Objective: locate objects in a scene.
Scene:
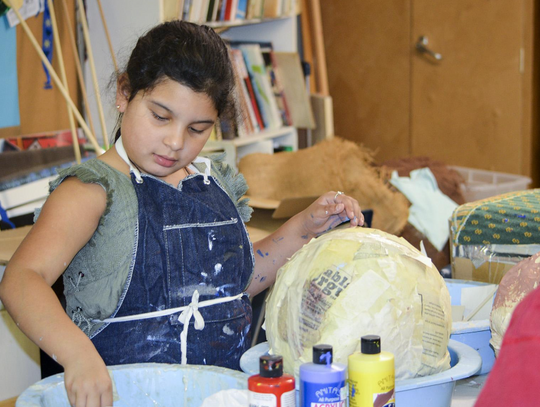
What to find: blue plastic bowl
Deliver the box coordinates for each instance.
[16,363,249,407]
[240,339,481,407]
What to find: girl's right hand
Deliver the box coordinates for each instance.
[63,353,113,407]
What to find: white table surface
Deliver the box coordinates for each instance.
[451,374,489,407]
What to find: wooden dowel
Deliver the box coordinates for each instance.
[300,0,316,94]
[60,0,97,140]
[47,0,81,164]
[2,0,104,154]
[96,0,117,72]
[76,0,109,148]
[307,0,329,96]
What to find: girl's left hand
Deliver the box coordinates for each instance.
[299,191,364,238]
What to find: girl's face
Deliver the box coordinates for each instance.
[116,77,218,181]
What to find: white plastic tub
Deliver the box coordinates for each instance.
[241,339,481,407]
[16,364,249,407]
[451,165,531,202]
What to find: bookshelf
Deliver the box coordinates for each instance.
[85,1,300,170]
[204,126,298,169]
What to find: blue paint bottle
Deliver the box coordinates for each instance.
[299,344,348,407]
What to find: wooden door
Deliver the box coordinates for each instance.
[320,0,535,178]
[320,1,412,162]
[411,0,529,175]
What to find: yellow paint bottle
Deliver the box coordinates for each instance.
[348,335,395,407]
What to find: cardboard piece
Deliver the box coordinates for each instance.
[247,196,320,219]
[271,196,319,219]
[451,256,514,285]
[273,52,315,129]
[246,196,318,235]
[246,195,374,238]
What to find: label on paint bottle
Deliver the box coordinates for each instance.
[301,380,348,407]
[248,389,296,407]
[280,389,296,407]
[349,369,395,407]
[249,391,277,407]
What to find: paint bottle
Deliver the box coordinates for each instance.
[299,344,348,407]
[248,354,296,407]
[348,335,395,407]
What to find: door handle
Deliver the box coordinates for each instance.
[416,36,442,61]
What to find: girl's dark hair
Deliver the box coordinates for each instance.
[115,20,236,139]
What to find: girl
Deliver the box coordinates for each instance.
[0,21,363,407]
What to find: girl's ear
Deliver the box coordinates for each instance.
[116,75,131,113]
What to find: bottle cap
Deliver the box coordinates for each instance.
[361,335,381,354]
[313,344,333,365]
[259,355,283,378]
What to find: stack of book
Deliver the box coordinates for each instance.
[214,41,294,140]
[179,0,298,24]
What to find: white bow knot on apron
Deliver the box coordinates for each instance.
[96,290,244,364]
[178,290,204,365]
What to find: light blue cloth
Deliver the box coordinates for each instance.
[390,168,458,251]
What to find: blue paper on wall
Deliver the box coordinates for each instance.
[0,16,20,129]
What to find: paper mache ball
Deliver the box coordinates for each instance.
[490,252,540,356]
[265,227,452,379]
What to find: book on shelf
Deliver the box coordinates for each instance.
[260,46,293,127]
[237,43,283,130]
[205,0,216,21]
[181,0,297,24]
[181,0,191,20]
[236,0,248,20]
[262,0,282,18]
[189,0,205,23]
[161,0,184,21]
[218,0,226,21]
[246,0,264,19]
[224,0,237,21]
[230,48,262,136]
[230,55,255,138]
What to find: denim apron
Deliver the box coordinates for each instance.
[90,138,254,370]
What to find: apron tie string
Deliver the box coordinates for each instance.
[115,136,143,183]
[192,156,212,185]
[178,290,205,365]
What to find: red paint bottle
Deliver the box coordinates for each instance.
[248,354,296,407]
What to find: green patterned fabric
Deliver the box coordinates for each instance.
[451,189,540,246]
